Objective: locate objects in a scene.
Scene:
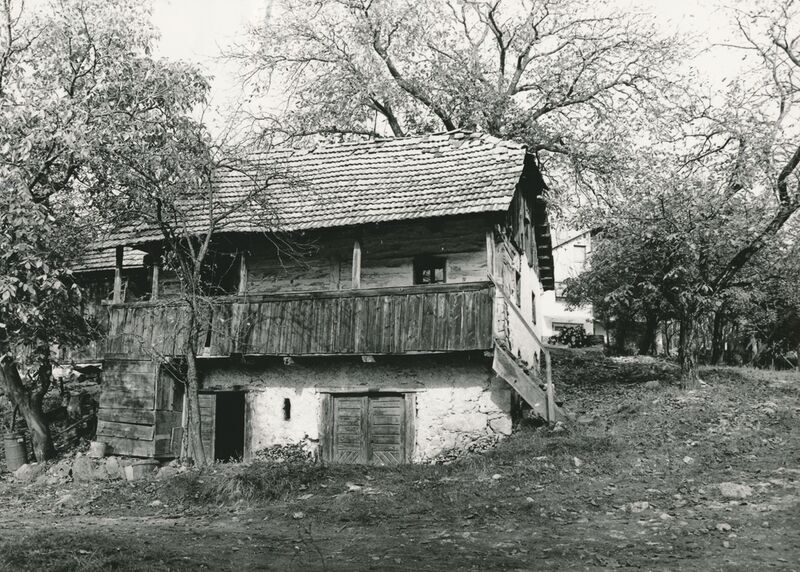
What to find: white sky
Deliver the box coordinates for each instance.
[151,0,747,128]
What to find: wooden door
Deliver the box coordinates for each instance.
[330,394,408,465]
[368,395,405,466]
[198,393,216,461]
[332,396,368,463]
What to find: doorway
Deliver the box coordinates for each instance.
[213,392,246,461]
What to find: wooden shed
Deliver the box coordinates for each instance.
[96,359,184,458]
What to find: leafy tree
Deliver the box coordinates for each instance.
[236,0,680,184]
[0,0,230,461]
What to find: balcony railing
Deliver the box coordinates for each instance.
[104,281,495,358]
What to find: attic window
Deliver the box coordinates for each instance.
[413,256,446,284]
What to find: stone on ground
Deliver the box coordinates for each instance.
[718,482,753,499]
[13,463,47,483]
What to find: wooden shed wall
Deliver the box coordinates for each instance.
[97,359,184,458]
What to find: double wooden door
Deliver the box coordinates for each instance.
[331,394,412,465]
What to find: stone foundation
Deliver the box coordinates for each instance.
[198,354,512,462]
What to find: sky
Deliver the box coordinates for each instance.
[150,0,748,129]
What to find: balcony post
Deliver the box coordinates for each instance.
[485,230,495,277]
[238,251,248,295]
[113,246,123,304]
[151,247,161,301]
[351,239,361,288]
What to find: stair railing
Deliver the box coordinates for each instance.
[488,274,557,422]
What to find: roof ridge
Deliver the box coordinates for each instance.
[246,129,526,159]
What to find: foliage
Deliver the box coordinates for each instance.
[563,1,800,383]
[0,0,221,460]
[548,325,593,348]
[253,443,316,464]
[235,0,681,193]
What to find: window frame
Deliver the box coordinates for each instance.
[413,256,447,285]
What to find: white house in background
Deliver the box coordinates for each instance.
[539,229,607,341]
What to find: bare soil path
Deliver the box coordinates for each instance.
[1,358,798,571]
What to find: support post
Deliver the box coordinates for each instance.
[485,229,495,278]
[113,246,123,304]
[238,251,248,295]
[151,247,161,302]
[351,239,361,289]
[545,350,556,423]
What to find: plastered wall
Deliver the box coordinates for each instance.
[198,355,512,462]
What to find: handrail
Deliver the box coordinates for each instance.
[105,280,494,309]
[488,273,558,422]
[487,274,549,353]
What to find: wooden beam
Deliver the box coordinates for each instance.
[545,351,556,423]
[113,246,124,304]
[351,239,362,288]
[238,252,248,295]
[486,230,495,278]
[151,248,161,302]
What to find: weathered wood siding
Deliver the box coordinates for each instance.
[106,282,494,357]
[149,216,493,299]
[97,359,184,458]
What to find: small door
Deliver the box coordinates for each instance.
[215,392,246,461]
[331,394,408,465]
[197,392,247,462]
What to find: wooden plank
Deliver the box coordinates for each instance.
[198,393,216,461]
[351,240,361,289]
[545,351,556,423]
[103,435,155,458]
[97,407,156,425]
[97,420,155,441]
[113,246,123,304]
[404,393,415,463]
[238,252,248,295]
[99,389,155,410]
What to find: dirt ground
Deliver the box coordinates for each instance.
[1,355,798,571]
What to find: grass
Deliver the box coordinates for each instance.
[0,354,798,570]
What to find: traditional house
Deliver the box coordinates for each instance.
[539,229,607,342]
[93,130,561,465]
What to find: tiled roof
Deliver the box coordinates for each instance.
[101,130,528,246]
[74,247,147,272]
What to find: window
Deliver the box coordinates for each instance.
[573,245,587,270]
[413,256,446,284]
[283,398,291,421]
[555,281,566,300]
[531,292,537,325]
[552,321,580,333]
[514,271,521,307]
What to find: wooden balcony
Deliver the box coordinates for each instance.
[104,281,495,358]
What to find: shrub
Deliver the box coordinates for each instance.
[549,325,593,348]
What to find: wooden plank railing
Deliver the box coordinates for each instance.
[105,281,495,357]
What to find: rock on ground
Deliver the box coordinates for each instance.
[13,463,47,483]
[718,482,753,499]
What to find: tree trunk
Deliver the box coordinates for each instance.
[615,317,629,354]
[678,315,700,389]
[638,312,659,355]
[710,311,725,365]
[184,350,207,465]
[0,355,57,461]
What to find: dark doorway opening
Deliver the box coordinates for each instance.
[214,392,246,461]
